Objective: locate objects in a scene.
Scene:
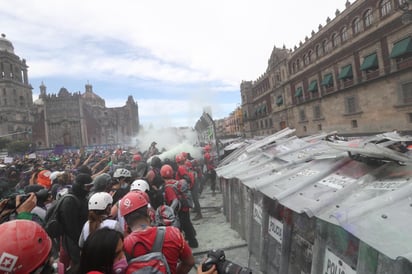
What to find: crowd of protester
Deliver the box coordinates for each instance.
[0,141,218,274]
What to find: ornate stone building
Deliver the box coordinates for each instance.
[0,34,140,148]
[0,34,34,141]
[241,0,412,137]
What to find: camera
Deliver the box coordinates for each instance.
[4,189,50,210]
[202,249,252,274]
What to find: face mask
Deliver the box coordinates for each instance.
[113,257,127,274]
[121,182,129,189]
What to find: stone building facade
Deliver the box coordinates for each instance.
[0,34,140,148]
[0,34,33,141]
[241,0,412,137]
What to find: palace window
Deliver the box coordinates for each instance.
[400,82,412,104]
[345,96,358,114]
[341,26,348,42]
[332,33,340,48]
[313,105,322,119]
[351,120,358,128]
[338,64,353,80]
[316,44,322,57]
[381,0,392,16]
[321,73,334,87]
[322,40,329,54]
[364,9,373,27]
[308,80,318,93]
[299,109,307,122]
[390,36,412,59]
[360,52,379,71]
[353,17,362,35]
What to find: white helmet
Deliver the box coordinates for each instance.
[88,192,113,210]
[50,171,64,182]
[56,187,69,200]
[130,179,150,192]
[113,168,132,178]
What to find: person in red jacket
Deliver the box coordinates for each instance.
[175,153,194,188]
[161,164,198,248]
[203,145,217,196]
[119,191,194,274]
[185,160,202,220]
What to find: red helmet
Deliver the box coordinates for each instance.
[185,160,192,169]
[175,154,184,164]
[160,164,174,179]
[133,154,142,162]
[181,152,188,160]
[0,220,52,274]
[119,191,148,217]
[37,170,52,189]
[204,144,211,152]
[204,152,211,161]
[155,205,176,226]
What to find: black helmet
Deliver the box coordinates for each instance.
[91,173,112,192]
[151,156,162,168]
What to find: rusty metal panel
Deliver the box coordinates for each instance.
[311,220,359,273]
[288,213,315,274]
[221,177,230,220]
[249,191,264,261]
[230,180,242,233]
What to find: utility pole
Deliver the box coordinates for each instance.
[0,131,29,138]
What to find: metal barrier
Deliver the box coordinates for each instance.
[217,131,412,273]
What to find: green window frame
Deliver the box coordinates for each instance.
[360,53,378,71]
[338,64,353,80]
[321,73,333,86]
[295,87,303,97]
[390,37,412,59]
[276,95,283,106]
[308,80,318,92]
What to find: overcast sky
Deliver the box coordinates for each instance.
[1,0,347,129]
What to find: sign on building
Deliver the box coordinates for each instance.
[268,216,283,244]
[323,248,356,274]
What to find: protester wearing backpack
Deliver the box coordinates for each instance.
[161,164,199,249]
[111,179,156,234]
[58,173,92,273]
[79,227,127,274]
[119,191,194,274]
[146,156,165,210]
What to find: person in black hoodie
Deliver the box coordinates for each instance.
[58,172,92,273]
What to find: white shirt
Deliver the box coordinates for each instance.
[78,219,123,248]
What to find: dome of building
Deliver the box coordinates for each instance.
[0,34,14,53]
[82,84,105,107]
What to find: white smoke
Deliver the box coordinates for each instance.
[133,127,202,161]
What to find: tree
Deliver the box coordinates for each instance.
[0,138,11,150]
[6,140,32,154]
